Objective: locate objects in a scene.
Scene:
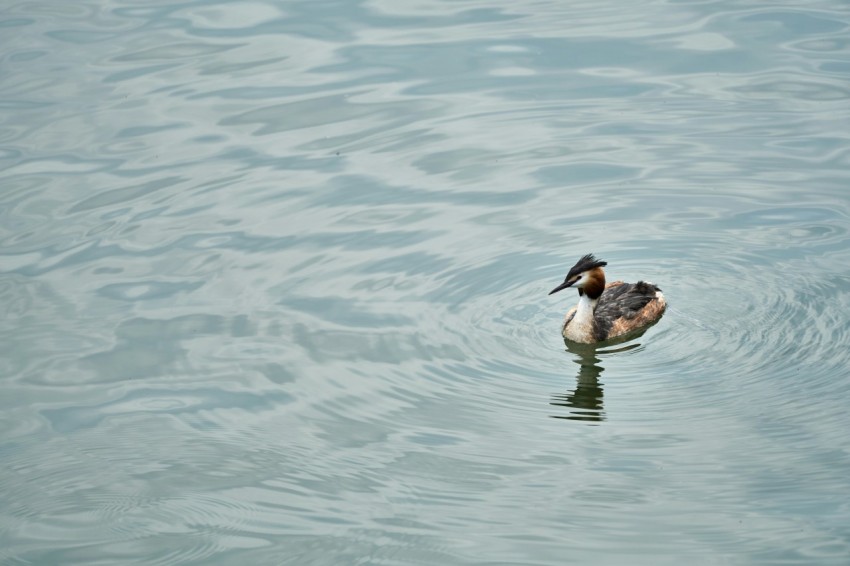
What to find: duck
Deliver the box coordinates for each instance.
[549,254,666,343]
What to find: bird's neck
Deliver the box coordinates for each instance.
[575,293,598,320]
[565,293,599,343]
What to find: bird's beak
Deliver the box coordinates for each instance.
[548,280,574,295]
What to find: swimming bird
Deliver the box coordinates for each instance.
[549,254,666,344]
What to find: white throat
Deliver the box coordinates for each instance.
[574,293,597,322]
[564,293,598,343]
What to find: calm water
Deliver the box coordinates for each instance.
[2,1,850,564]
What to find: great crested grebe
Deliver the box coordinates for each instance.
[549,254,666,344]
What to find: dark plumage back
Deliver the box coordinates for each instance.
[593,281,661,339]
[561,281,662,341]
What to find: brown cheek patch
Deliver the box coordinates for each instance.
[583,269,607,298]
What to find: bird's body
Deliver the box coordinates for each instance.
[549,254,666,344]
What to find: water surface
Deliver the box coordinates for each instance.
[2,1,850,564]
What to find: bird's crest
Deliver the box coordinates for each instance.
[567,254,607,279]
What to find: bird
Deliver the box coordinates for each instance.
[548,254,666,344]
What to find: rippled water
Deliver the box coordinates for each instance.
[2,0,850,564]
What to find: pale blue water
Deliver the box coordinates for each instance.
[2,1,850,564]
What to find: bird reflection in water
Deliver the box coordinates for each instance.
[550,337,643,423]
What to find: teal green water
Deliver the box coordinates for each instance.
[2,1,850,564]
